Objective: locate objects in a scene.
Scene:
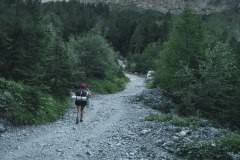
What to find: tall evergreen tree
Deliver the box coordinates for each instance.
[155,10,204,92]
[129,24,145,54]
[0,0,48,85]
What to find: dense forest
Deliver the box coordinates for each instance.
[0,0,240,131]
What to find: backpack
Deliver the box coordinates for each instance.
[75,89,88,102]
[75,89,87,97]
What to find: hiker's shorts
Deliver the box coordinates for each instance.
[75,100,87,107]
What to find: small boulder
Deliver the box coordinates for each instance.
[155,139,164,146]
[140,129,151,135]
[177,131,187,137]
[172,136,180,141]
[0,124,6,132]
[209,127,219,134]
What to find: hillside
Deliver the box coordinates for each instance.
[42,0,240,14]
[206,10,240,42]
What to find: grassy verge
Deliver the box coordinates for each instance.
[144,113,205,128]
[144,113,240,160]
[86,75,129,94]
[176,134,240,160]
[0,72,128,125]
[0,78,70,125]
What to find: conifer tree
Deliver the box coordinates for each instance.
[155,10,204,92]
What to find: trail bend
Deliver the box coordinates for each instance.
[0,73,178,160]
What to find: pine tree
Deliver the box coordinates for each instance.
[0,0,48,86]
[155,10,204,92]
[129,24,144,54]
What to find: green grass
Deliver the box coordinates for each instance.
[0,78,70,125]
[176,134,240,160]
[0,72,129,125]
[144,113,204,128]
[86,75,129,94]
[145,80,154,89]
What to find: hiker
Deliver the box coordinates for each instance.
[75,83,91,124]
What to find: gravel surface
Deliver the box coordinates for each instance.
[0,74,180,160]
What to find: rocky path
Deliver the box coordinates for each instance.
[0,74,179,160]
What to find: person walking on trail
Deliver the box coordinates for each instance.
[75,83,91,124]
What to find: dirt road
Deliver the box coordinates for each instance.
[0,74,178,160]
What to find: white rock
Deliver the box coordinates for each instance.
[140,129,151,135]
[129,152,135,156]
[155,139,164,146]
[172,136,180,141]
[177,131,187,137]
[116,142,122,146]
[146,71,154,80]
[0,124,5,132]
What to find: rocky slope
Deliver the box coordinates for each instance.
[42,0,240,14]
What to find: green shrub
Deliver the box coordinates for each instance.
[160,103,175,113]
[228,152,240,160]
[176,134,240,160]
[219,134,240,153]
[144,113,203,128]
[177,140,229,160]
[86,74,129,94]
[129,42,161,73]
[175,41,240,127]
[0,78,70,125]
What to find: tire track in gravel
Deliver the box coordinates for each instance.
[0,73,156,160]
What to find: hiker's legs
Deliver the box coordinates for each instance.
[76,105,81,120]
[80,106,85,121]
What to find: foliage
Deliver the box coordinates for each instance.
[176,134,240,160]
[66,25,128,93]
[0,0,74,96]
[144,113,203,128]
[177,41,240,126]
[0,0,239,130]
[75,27,120,79]
[154,10,204,92]
[86,74,129,93]
[0,78,70,124]
[0,1,129,124]
[229,152,240,160]
[106,5,142,56]
[152,9,240,128]
[0,0,48,84]
[43,23,74,96]
[204,10,240,43]
[128,42,161,73]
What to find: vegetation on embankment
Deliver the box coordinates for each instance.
[0,78,70,125]
[128,7,240,158]
[0,0,240,130]
[126,9,240,129]
[0,1,127,125]
[153,11,240,128]
[144,113,240,160]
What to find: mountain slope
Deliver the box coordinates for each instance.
[42,0,240,14]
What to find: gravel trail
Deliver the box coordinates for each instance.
[0,74,178,160]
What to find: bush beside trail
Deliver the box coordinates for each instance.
[0,78,70,125]
[86,75,129,94]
